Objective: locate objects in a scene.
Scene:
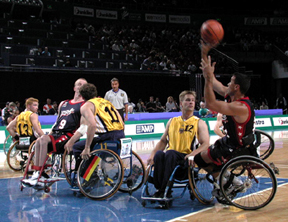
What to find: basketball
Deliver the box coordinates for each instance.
[200,19,224,47]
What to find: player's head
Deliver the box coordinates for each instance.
[111,77,119,91]
[179,90,196,102]
[179,90,196,112]
[79,83,98,101]
[231,72,251,95]
[74,78,88,96]
[25,97,39,113]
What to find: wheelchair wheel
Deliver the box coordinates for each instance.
[219,155,277,210]
[28,140,36,155]
[3,135,13,155]
[188,166,215,205]
[254,129,274,160]
[7,141,25,171]
[62,149,76,185]
[118,151,145,193]
[77,149,124,200]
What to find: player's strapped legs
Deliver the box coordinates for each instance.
[72,130,125,171]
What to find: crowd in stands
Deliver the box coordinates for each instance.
[1,91,287,126]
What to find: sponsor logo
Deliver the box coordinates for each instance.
[96,10,117,20]
[169,15,190,24]
[74,7,94,17]
[145,14,166,23]
[245,17,267,25]
[255,120,265,125]
[136,124,155,134]
[278,118,288,125]
[270,17,288,25]
[60,108,75,117]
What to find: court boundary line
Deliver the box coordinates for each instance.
[166,181,288,222]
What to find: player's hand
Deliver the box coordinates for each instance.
[64,141,73,153]
[200,55,216,80]
[124,114,128,122]
[185,154,195,167]
[147,157,154,166]
[80,148,91,160]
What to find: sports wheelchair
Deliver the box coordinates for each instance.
[62,137,145,200]
[6,136,36,172]
[141,130,278,210]
[20,143,66,193]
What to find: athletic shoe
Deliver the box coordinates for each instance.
[152,190,164,198]
[71,185,80,192]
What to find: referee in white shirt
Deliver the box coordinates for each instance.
[104,77,129,121]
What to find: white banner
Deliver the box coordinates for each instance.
[96,9,117,20]
[145,14,166,23]
[125,122,165,136]
[254,118,272,127]
[169,15,190,24]
[273,117,288,126]
[74,7,94,17]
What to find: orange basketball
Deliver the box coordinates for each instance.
[200,19,224,47]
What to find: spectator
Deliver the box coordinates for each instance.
[128,97,136,112]
[137,99,146,112]
[2,102,10,123]
[276,93,287,114]
[4,102,17,125]
[155,97,165,112]
[166,96,179,112]
[15,101,24,112]
[141,50,157,70]
[146,96,157,113]
[260,101,269,110]
[42,47,51,56]
[199,101,210,117]
[64,59,73,67]
[42,98,53,115]
[48,101,58,115]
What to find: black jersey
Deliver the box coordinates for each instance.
[52,100,84,133]
[222,96,255,148]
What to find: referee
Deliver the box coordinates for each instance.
[104,77,129,122]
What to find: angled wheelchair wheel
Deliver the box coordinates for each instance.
[219,155,277,210]
[28,140,36,155]
[62,149,76,185]
[3,135,13,155]
[254,130,274,160]
[118,151,145,193]
[77,149,124,200]
[188,166,215,204]
[7,141,25,171]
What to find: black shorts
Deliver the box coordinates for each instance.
[48,131,73,154]
[207,137,254,166]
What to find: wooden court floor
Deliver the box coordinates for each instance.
[1,130,288,222]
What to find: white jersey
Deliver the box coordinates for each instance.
[104,89,128,109]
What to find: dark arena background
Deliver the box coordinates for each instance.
[0,0,288,109]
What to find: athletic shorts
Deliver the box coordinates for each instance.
[48,131,73,154]
[207,137,253,166]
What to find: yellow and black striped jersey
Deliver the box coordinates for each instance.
[16,111,34,137]
[89,97,124,133]
[167,116,199,154]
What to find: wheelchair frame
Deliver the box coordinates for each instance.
[20,143,66,193]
